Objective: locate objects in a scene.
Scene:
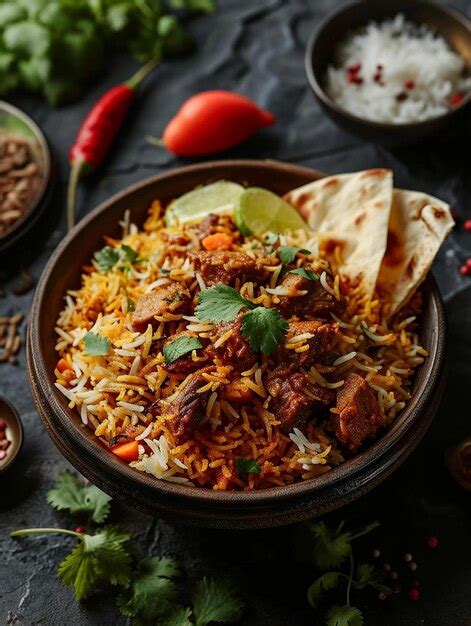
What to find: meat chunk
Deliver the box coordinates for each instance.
[192,213,239,241]
[191,251,268,286]
[266,364,333,433]
[206,316,257,371]
[132,282,190,331]
[162,331,206,375]
[275,272,344,319]
[164,368,213,442]
[277,320,340,367]
[332,373,383,450]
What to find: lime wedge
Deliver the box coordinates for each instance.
[234,187,311,237]
[165,180,244,226]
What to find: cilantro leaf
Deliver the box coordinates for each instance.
[289,268,319,281]
[305,521,352,570]
[160,606,193,626]
[195,285,254,323]
[83,332,111,357]
[192,577,244,626]
[326,605,364,626]
[46,470,111,524]
[169,0,216,12]
[353,564,391,594]
[278,246,311,265]
[117,557,181,624]
[236,458,261,475]
[58,526,133,600]
[94,244,142,272]
[241,307,288,355]
[307,572,343,608]
[163,336,202,364]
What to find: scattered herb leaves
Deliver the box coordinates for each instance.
[289,267,319,281]
[326,605,364,626]
[163,336,202,364]
[236,458,261,475]
[278,246,311,265]
[46,470,111,524]
[241,307,288,355]
[195,285,254,323]
[192,577,245,626]
[307,572,344,608]
[83,331,111,356]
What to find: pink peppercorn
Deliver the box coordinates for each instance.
[75,526,86,534]
[0,419,7,430]
[408,588,420,601]
[466,259,471,269]
[464,220,471,232]
[404,79,415,90]
[427,536,439,549]
[459,265,470,276]
[450,93,465,107]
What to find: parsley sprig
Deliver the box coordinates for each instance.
[295,520,391,624]
[195,285,287,355]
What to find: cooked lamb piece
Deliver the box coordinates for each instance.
[193,213,239,240]
[276,320,340,367]
[132,282,190,331]
[163,368,213,442]
[206,316,257,372]
[190,250,268,286]
[332,373,383,450]
[275,272,344,319]
[266,364,333,433]
[162,331,206,375]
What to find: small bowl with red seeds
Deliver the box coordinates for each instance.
[305,0,471,145]
[0,396,23,473]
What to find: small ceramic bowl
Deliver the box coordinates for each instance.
[27,160,447,528]
[0,396,23,473]
[305,0,471,145]
[0,101,53,255]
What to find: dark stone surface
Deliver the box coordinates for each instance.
[1,0,470,624]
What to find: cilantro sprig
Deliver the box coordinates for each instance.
[295,520,390,624]
[196,285,287,355]
[83,331,111,356]
[46,470,111,523]
[236,458,261,474]
[163,336,202,364]
[277,246,311,265]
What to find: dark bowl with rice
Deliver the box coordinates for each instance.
[305,0,471,145]
[27,160,447,528]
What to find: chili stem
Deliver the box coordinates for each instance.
[346,551,354,607]
[67,159,87,232]
[126,58,160,90]
[11,528,82,539]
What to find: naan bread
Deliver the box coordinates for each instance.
[284,169,393,296]
[377,189,454,318]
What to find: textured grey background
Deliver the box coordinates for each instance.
[1,0,471,624]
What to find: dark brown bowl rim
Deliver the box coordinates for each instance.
[0,394,24,473]
[28,159,446,505]
[305,0,471,131]
[0,101,52,247]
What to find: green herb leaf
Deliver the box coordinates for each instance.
[94,244,142,272]
[278,246,311,265]
[169,0,216,12]
[305,521,352,570]
[46,470,111,524]
[289,268,319,281]
[83,332,111,357]
[195,285,254,323]
[160,606,193,626]
[326,605,364,626]
[58,526,134,600]
[307,572,343,608]
[241,307,288,355]
[117,557,181,623]
[353,564,391,594]
[192,577,245,626]
[163,336,202,364]
[236,458,261,475]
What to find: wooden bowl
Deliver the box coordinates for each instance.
[27,160,446,528]
[0,101,54,256]
[305,0,471,145]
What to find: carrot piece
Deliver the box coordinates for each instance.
[201,233,233,251]
[57,358,70,373]
[112,440,139,462]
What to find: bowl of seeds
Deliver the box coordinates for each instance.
[0,101,53,254]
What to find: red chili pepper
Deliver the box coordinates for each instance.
[159,90,275,157]
[67,59,159,231]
